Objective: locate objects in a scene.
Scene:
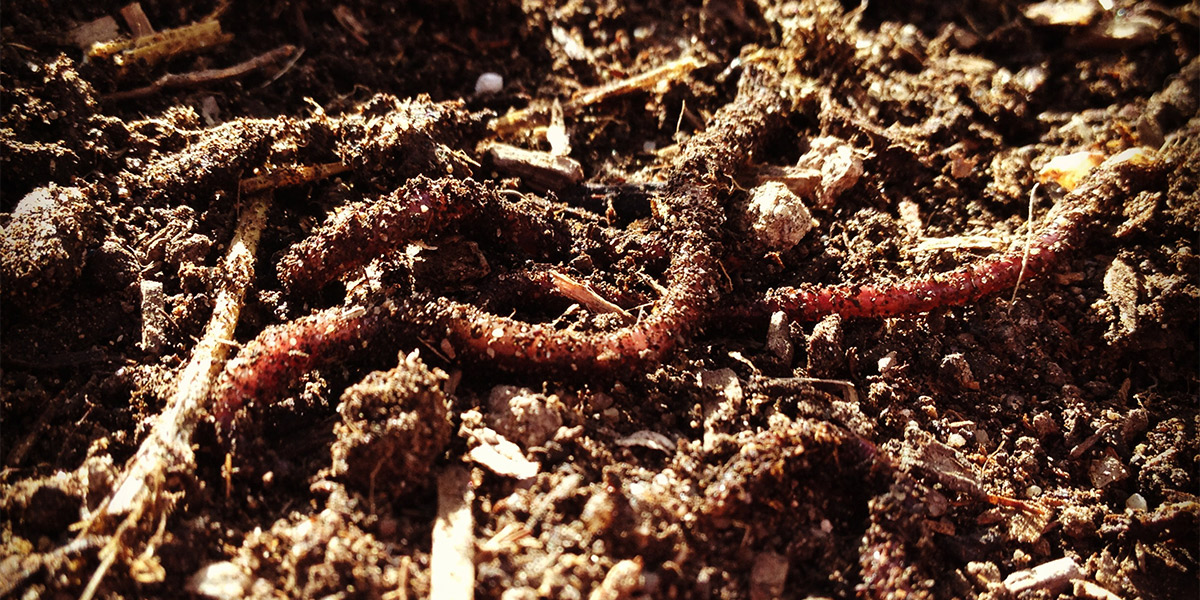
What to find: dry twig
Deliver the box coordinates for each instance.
[492,56,702,134]
[430,466,475,600]
[239,161,350,194]
[105,44,298,101]
[75,191,273,600]
[88,20,232,70]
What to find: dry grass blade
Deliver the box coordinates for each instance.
[88,20,232,70]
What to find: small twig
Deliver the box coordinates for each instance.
[75,191,273,600]
[0,534,104,596]
[570,56,702,107]
[104,44,297,102]
[430,466,475,600]
[119,3,155,38]
[492,56,702,134]
[88,20,232,69]
[1009,183,1040,312]
[238,160,349,194]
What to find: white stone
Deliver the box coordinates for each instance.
[747,181,814,251]
[1126,492,1148,511]
[188,562,251,600]
[475,72,504,94]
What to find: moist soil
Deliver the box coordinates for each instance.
[1,1,1197,599]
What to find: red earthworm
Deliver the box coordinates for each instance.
[214,67,788,421]
[214,235,708,423]
[277,177,665,294]
[395,236,717,371]
[210,304,387,426]
[759,152,1161,322]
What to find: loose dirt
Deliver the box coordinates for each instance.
[2,1,1197,599]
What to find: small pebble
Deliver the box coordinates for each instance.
[1026,485,1043,499]
[475,72,504,94]
[947,432,967,448]
[187,562,251,600]
[1126,492,1147,511]
[877,351,898,374]
[746,181,814,251]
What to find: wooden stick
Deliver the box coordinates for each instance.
[492,56,702,134]
[76,191,273,600]
[105,45,297,102]
[239,160,349,194]
[430,466,475,600]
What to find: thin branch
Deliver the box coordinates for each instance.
[75,191,273,600]
[104,45,297,102]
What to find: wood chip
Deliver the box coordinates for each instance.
[485,143,583,192]
[1073,578,1125,600]
[1102,257,1140,336]
[1022,0,1103,27]
[614,430,675,453]
[547,269,631,321]
[120,3,155,37]
[1037,150,1104,191]
[1002,556,1081,596]
[466,430,540,479]
[431,466,475,600]
[139,279,167,355]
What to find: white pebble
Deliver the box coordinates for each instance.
[187,562,251,600]
[1026,485,1043,498]
[947,432,967,448]
[1126,493,1147,511]
[747,181,815,251]
[475,72,504,94]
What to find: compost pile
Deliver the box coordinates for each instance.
[1,0,1197,598]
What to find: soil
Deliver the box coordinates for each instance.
[1,1,1197,599]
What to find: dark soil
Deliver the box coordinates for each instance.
[2,1,1197,599]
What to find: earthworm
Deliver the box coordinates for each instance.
[213,67,787,420]
[277,177,665,294]
[210,304,388,426]
[759,152,1161,321]
[216,75,1157,425]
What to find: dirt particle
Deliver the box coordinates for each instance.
[746,181,815,252]
[329,351,451,493]
[486,385,566,450]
